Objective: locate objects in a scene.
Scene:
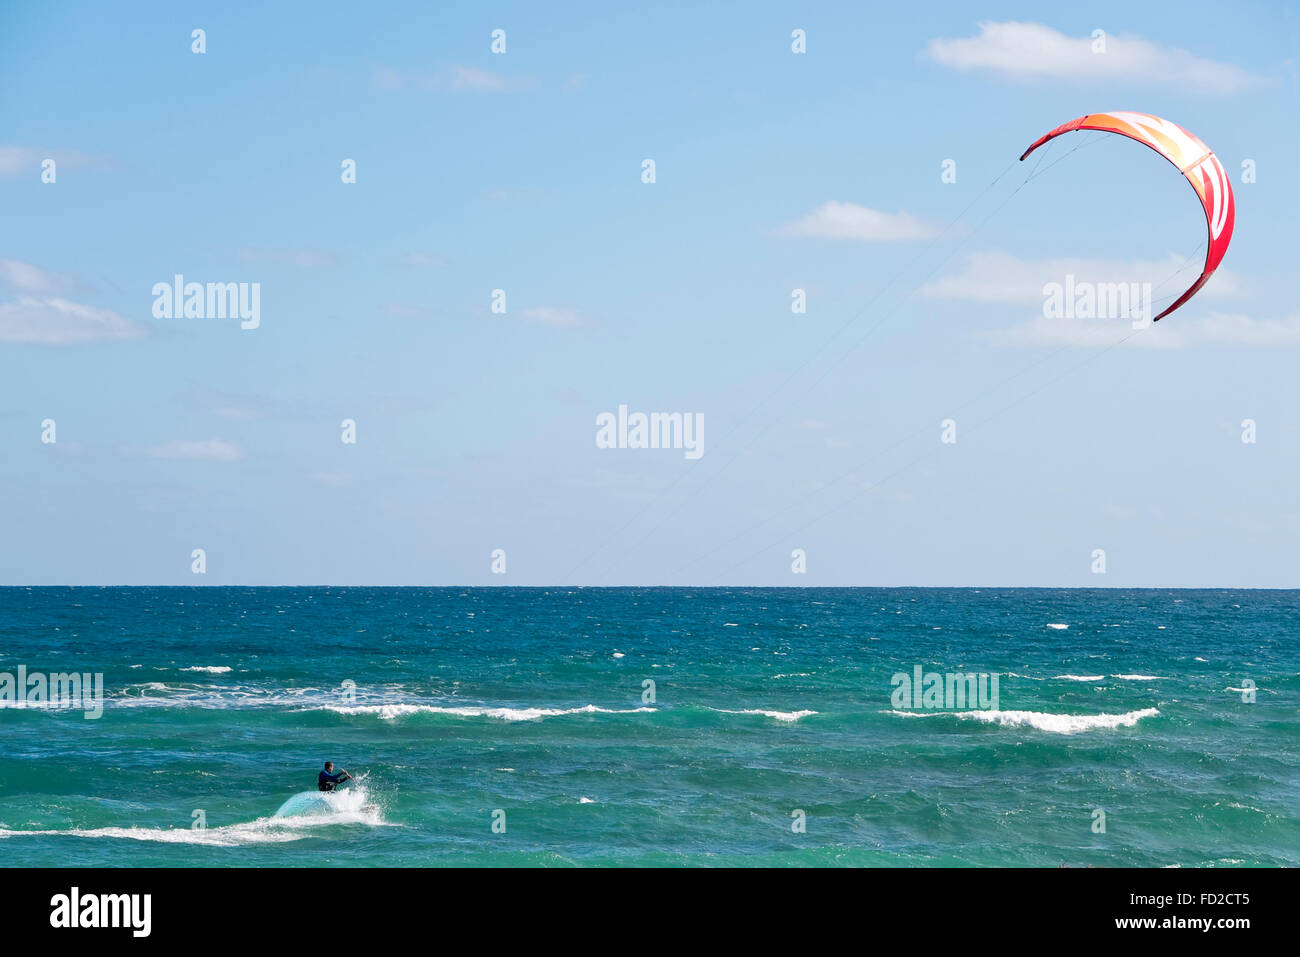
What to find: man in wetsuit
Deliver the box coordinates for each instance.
[318,761,353,792]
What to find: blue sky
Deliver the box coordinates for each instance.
[2,1,1296,585]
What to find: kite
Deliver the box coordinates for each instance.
[1020,112,1235,321]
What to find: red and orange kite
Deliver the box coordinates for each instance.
[1021,112,1235,321]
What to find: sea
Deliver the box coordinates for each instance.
[0,587,1295,867]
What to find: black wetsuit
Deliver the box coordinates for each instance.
[318,770,347,792]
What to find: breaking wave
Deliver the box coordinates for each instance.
[889,707,1160,734]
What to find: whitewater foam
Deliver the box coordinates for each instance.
[888,707,1159,734]
[325,703,657,722]
[107,683,662,724]
[1,786,386,847]
[959,707,1159,733]
[1110,674,1165,681]
[709,708,816,722]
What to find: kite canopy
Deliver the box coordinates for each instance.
[1020,112,1234,321]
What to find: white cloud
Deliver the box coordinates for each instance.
[921,250,1242,304]
[0,297,145,344]
[985,313,1300,349]
[928,21,1263,94]
[0,259,140,344]
[147,439,245,462]
[774,202,939,241]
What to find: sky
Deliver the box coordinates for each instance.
[1,1,1297,586]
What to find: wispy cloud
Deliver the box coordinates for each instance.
[384,303,434,320]
[399,252,449,268]
[450,65,509,93]
[985,313,1300,349]
[0,258,90,296]
[0,297,144,344]
[0,146,109,178]
[236,247,339,268]
[0,259,141,343]
[773,202,939,241]
[921,251,1242,304]
[0,147,41,177]
[313,471,354,487]
[177,385,269,421]
[517,306,591,328]
[371,65,536,94]
[147,439,245,462]
[370,67,406,92]
[928,21,1263,94]
[551,386,588,408]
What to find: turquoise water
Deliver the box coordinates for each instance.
[0,587,1295,866]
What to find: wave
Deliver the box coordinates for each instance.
[178,666,232,674]
[708,708,817,723]
[109,684,323,709]
[960,708,1159,733]
[0,786,386,847]
[1110,674,1166,681]
[323,703,657,722]
[1015,673,1164,683]
[0,824,308,847]
[104,683,659,723]
[888,708,1159,734]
